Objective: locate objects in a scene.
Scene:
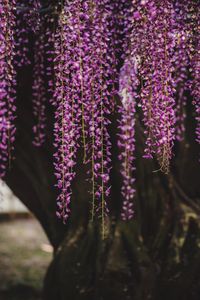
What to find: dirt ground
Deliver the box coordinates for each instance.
[0,217,52,300]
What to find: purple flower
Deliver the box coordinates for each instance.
[130,0,176,173]
[189,2,200,150]
[118,57,138,220]
[32,13,47,147]
[0,0,16,178]
[173,0,190,141]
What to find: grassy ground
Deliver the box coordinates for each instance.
[0,217,52,300]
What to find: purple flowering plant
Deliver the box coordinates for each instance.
[0,0,199,237]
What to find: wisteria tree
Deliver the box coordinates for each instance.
[1,0,200,299]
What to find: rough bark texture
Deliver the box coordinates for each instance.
[5,3,200,299]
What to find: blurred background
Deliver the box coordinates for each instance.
[0,181,52,300]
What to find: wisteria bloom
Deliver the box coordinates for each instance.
[0,0,199,231]
[118,57,138,220]
[0,0,16,178]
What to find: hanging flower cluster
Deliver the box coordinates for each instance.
[31,1,56,147]
[118,58,138,220]
[192,30,200,148]
[53,3,82,223]
[53,0,119,232]
[117,0,199,220]
[32,14,47,147]
[0,0,199,231]
[129,0,176,173]
[189,3,200,149]
[52,0,200,227]
[45,13,55,102]
[15,0,31,67]
[15,0,42,68]
[173,0,190,141]
[0,0,16,178]
[25,0,41,33]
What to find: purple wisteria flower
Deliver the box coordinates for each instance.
[189,2,200,150]
[32,16,47,147]
[53,0,120,234]
[118,57,138,220]
[15,0,42,67]
[173,0,190,141]
[0,0,16,178]
[130,0,176,173]
[0,0,199,229]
